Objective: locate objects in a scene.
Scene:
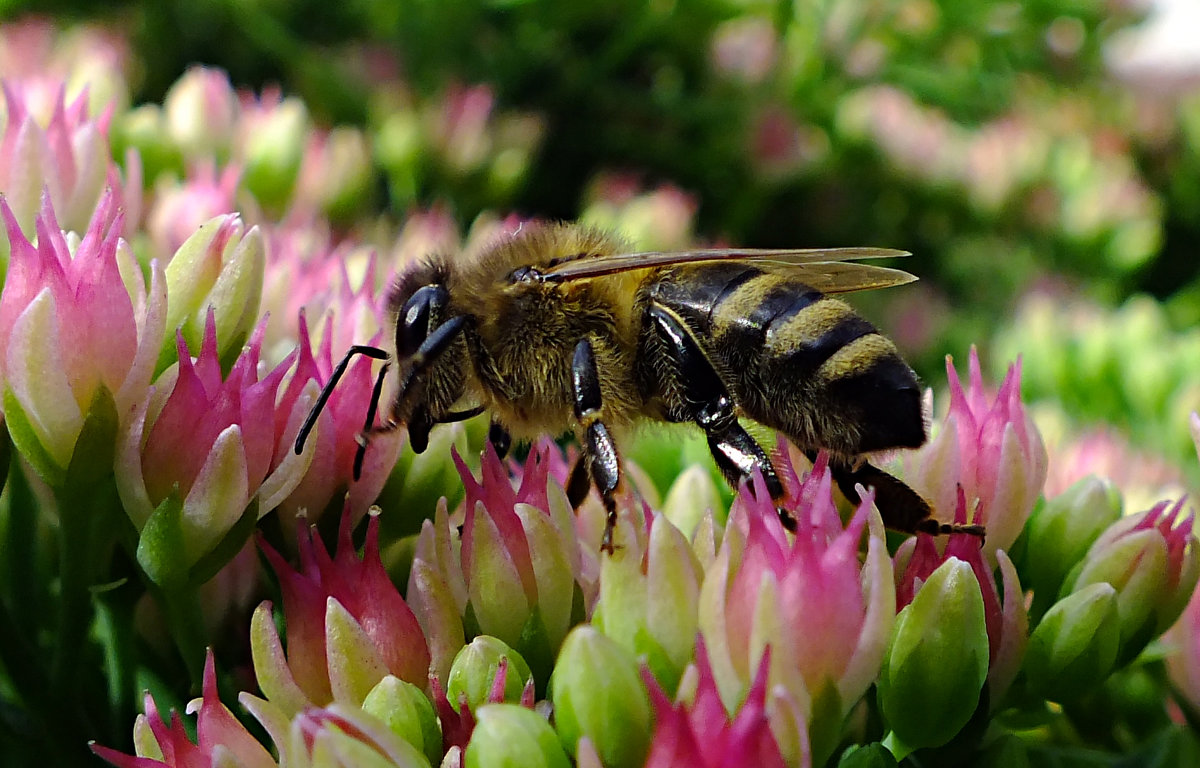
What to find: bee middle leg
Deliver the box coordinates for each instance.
[647,306,795,532]
[571,338,622,554]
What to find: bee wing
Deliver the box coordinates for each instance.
[541,246,916,292]
[774,261,918,293]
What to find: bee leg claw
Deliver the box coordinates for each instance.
[915,518,987,540]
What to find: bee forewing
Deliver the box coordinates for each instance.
[783,262,918,294]
[541,246,911,282]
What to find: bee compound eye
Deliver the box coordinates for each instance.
[509,265,543,283]
[398,285,443,357]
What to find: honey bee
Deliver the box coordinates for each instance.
[296,223,983,550]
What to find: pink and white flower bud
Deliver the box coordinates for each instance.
[699,453,893,765]
[91,650,275,768]
[116,313,310,563]
[0,191,164,482]
[410,441,584,684]
[904,347,1048,559]
[253,509,431,714]
[0,82,126,238]
[893,488,1029,707]
[163,66,239,162]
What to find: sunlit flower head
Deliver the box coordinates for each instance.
[116,314,311,567]
[254,507,431,714]
[0,190,162,483]
[699,451,892,765]
[409,440,584,684]
[903,347,1048,558]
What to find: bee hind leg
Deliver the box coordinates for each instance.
[571,338,622,554]
[822,456,986,540]
[646,305,794,532]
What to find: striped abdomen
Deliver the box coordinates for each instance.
[642,262,926,459]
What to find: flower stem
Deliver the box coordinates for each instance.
[883,730,916,762]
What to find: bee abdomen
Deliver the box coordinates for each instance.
[706,276,924,456]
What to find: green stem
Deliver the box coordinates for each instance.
[160,582,209,687]
[883,730,916,762]
[49,486,94,693]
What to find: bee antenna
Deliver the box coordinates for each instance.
[294,344,390,455]
[353,361,391,480]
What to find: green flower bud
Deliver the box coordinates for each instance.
[1022,476,1122,619]
[1023,583,1120,700]
[837,743,899,768]
[116,104,181,181]
[362,676,443,766]
[464,704,570,768]
[549,626,652,768]
[975,734,1031,768]
[878,558,989,752]
[660,464,723,538]
[242,96,309,211]
[1062,500,1198,664]
[447,636,533,711]
[161,215,264,370]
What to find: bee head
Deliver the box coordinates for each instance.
[388,259,453,362]
[382,258,469,451]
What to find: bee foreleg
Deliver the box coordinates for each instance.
[295,344,390,455]
[647,306,794,532]
[571,338,622,554]
[355,316,468,479]
[354,361,393,479]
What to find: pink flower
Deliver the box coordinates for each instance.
[698,452,893,765]
[409,441,583,682]
[710,17,778,84]
[0,18,130,119]
[894,488,1029,705]
[1,81,137,238]
[1066,498,1199,657]
[261,222,387,364]
[252,508,431,713]
[115,313,310,565]
[642,642,798,768]
[91,650,275,768]
[147,162,242,257]
[1165,582,1200,721]
[292,126,373,222]
[390,204,461,268]
[904,347,1048,558]
[273,309,403,524]
[0,190,163,483]
[580,174,697,251]
[162,66,239,162]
